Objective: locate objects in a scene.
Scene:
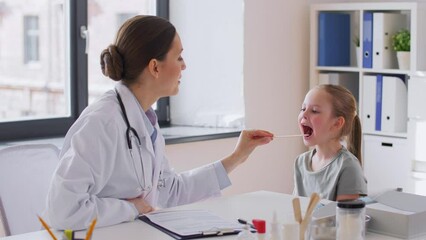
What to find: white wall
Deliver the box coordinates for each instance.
[166,0,310,196]
[169,0,245,128]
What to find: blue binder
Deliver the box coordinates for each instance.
[375,74,383,131]
[318,12,350,66]
[363,12,373,68]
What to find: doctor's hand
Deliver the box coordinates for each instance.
[221,129,273,173]
[127,196,155,214]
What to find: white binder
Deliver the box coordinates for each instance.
[362,75,377,132]
[372,13,407,69]
[381,76,407,132]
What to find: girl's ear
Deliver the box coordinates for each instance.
[148,59,159,78]
[333,116,345,130]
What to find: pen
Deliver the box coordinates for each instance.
[202,228,236,236]
[37,215,58,240]
[85,218,97,240]
[237,218,255,229]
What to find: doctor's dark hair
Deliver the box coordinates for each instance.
[100,15,176,83]
[317,84,362,166]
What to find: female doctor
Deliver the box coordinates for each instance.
[44,15,274,230]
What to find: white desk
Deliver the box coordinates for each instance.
[0,191,418,240]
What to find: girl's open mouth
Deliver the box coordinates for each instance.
[302,125,313,137]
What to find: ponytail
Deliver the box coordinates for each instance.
[347,115,362,167]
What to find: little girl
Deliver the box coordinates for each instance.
[293,84,367,201]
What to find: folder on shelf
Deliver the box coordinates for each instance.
[381,76,407,132]
[139,210,243,239]
[362,75,377,132]
[372,13,407,69]
[318,12,350,66]
[375,74,383,131]
[363,11,373,68]
[318,73,359,101]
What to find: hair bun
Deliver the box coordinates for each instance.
[100,45,124,81]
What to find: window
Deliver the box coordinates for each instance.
[23,15,40,64]
[0,0,77,141]
[167,0,245,131]
[87,1,168,123]
[87,0,156,105]
[0,0,240,143]
[116,13,137,29]
[0,0,160,142]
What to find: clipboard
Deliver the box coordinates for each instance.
[139,215,240,239]
[138,210,242,239]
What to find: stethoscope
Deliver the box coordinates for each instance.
[115,89,166,190]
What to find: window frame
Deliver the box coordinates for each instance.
[155,0,171,127]
[0,0,172,142]
[0,0,88,142]
[0,0,239,144]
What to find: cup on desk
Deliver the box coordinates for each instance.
[282,222,299,240]
[306,216,336,240]
[280,213,300,240]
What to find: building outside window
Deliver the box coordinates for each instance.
[0,0,68,124]
[23,15,40,64]
[87,0,155,104]
[0,0,155,141]
[0,0,243,142]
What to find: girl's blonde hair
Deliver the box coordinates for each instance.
[317,84,362,166]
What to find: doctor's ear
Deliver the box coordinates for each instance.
[148,59,160,78]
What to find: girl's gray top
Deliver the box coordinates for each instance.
[294,146,367,201]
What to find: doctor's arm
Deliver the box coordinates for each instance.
[221,129,273,173]
[126,196,155,214]
[45,120,139,230]
[157,129,273,208]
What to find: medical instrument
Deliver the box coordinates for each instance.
[115,90,141,150]
[292,197,302,224]
[300,193,320,240]
[116,89,148,192]
[274,134,308,138]
[115,89,165,190]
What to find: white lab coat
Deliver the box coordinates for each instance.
[45,82,223,230]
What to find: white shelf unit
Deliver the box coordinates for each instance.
[310,2,426,138]
[310,2,426,194]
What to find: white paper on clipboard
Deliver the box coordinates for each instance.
[144,209,243,236]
